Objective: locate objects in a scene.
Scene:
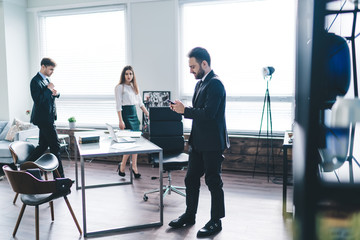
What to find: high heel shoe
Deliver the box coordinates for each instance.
[117,164,125,177]
[132,169,141,179]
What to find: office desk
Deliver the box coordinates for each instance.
[282,131,293,218]
[74,131,163,237]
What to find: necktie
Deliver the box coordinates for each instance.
[46,78,57,119]
[193,80,203,104]
[196,80,203,93]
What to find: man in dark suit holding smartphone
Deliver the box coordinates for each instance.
[169,47,230,237]
[27,58,64,178]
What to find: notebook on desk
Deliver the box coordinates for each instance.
[106,123,136,143]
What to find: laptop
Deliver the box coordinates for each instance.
[106,123,135,143]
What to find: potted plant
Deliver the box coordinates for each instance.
[68,116,76,129]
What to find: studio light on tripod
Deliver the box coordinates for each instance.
[253,66,276,181]
[262,66,275,79]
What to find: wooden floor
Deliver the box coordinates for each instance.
[0,159,293,240]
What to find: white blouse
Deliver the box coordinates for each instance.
[115,84,144,111]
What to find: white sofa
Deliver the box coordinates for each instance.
[0,120,39,165]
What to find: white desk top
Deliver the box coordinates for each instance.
[74,130,162,157]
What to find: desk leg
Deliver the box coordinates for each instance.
[81,155,87,236]
[282,147,288,217]
[75,149,163,237]
[75,140,79,190]
[159,150,163,223]
[130,155,133,184]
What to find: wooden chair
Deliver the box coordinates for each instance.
[2,165,82,240]
[9,141,61,203]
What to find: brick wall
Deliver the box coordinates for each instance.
[224,136,292,175]
[58,128,292,175]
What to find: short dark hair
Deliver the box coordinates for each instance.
[40,58,57,67]
[188,47,211,67]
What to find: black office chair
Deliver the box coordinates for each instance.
[143,107,189,201]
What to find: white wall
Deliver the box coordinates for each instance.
[0,0,30,122]
[130,1,178,96]
[0,2,10,121]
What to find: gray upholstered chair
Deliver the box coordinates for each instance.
[3,165,81,240]
[9,141,60,203]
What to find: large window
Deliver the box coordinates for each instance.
[39,5,126,127]
[180,0,296,134]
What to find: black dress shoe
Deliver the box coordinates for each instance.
[197,219,222,238]
[169,213,195,228]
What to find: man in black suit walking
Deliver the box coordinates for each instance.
[27,58,64,178]
[169,47,230,238]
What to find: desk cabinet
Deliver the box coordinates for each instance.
[282,131,293,218]
[294,1,360,239]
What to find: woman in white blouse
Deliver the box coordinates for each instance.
[115,65,149,178]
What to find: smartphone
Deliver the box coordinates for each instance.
[167,99,175,104]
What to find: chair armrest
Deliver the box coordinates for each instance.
[14,127,39,141]
[55,178,73,195]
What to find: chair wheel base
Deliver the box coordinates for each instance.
[143,195,148,201]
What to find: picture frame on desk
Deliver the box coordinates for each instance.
[142,91,171,132]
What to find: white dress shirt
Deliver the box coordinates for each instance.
[115,84,144,111]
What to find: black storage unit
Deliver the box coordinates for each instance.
[294,1,360,239]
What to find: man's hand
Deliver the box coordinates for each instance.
[47,82,59,96]
[47,82,55,90]
[51,88,58,96]
[170,100,185,114]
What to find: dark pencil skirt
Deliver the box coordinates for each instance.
[122,105,140,131]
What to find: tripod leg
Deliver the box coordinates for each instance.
[266,90,270,181]
[352,156,360,168]
[253,93,267,177]
[267,90,275,177]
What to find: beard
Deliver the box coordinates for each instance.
[195,66,205,79]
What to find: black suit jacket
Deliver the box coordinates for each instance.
[30,73,59,125]
[184,70,230,151]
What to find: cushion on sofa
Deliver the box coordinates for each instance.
[0,121,12,140]
[0,121,7,133]
[5,118,32,141]
[5,125,20,141]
